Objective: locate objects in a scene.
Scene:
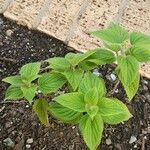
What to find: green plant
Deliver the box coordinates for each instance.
[50,72,132,150]
[2,23,150,150]
[92,23,150,100]
[2,62,41,103]
[46,49,115,91]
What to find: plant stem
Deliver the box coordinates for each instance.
[40,66,51,72]
[120,47,125,56]
[108,80,120,96]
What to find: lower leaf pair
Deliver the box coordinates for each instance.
[3,62,41,103]
[48,73,132,150]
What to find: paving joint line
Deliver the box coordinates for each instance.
[65,0,90,43]
[113,0,129,24]
[32,0,53,29]
[0,0,13,13]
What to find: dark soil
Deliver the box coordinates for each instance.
[0,15,150,150]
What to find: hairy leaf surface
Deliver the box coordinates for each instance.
[120,73,140,101]
[79,114,103,150]
[54,92,85,112]
[47,57,71,71]
[79,72,106,98]
[130,32,150,45]
[84,88,99,106]
[38,72,66,94]
[49,102,81,123]
[92,23,129,44]
[64,69,84,91]
[20,62,41,82]
[5,85,23,100]
[33,99,49,126]
[98,98,132,124]
[65,50,97,66]
[2,75,22,86]
[85,48,116,65]
[116,55,139,86]
[21,85,37,103]
[128,46,150,62]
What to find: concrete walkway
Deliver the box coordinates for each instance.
[0,0,150,78]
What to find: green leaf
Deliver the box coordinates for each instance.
[79,60,97,70]
[128,46,150,62]
[33,99,49,126]
[98,98,132,124]
[121,73,140,101]
[79,114,103,150]
[85,105,99,120]
[38,72,66,94]
[54,92,85,112]
[84,88,99,106]
[21,85,37,103]
[116,55,139,85]
[104,42,121,52]
[65,53,84,66]
[84,88,99,120]
[79,72,106,98]
[92,23,129,44]
[2,75,22,86]
[47,57,71,71]
[65,50,97,66]
[5,85,23,100]
[130,32,150,45]
[64,69,84,91]
[49,102,81,124]
[86,48,116,65]
[20,62,41,82]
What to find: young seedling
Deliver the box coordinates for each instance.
[46,49,115,92]
[2,62,41,103]
[49,72,132,150]
[2,23,149,150]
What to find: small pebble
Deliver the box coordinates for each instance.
[93,69,102,76]
[3,138,15,147]
[147,127,150,133]
[142,130,147,134]
[36,90,42,94]
[0,18,3,25]
[106,138,112,145]
[26,144,31,149]
[72,126,76,129]
[5,122,12,128]
[143,85,148,91]
[114,143,122,150]
[25,105,29,108]
[115,89,119,93]
[110,73,116,81]
[26,138,33,144]
[106,75,111,81]
[6,29,13,37]
[134,144,137,148]
[0,124,2,131]
[60,132,63,136]
[145,93,150,100]
[129,136,137,144]
[143,80,148,85]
